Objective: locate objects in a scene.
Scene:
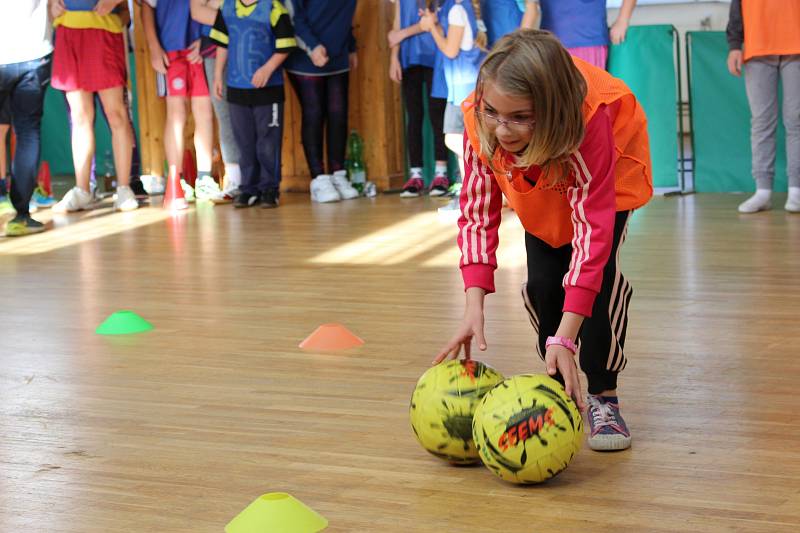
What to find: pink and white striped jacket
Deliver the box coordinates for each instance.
[458,108,619,318]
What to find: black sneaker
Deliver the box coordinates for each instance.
[261,189,279,209]
[130,177,148,198]
[5,214,46,237]
[234,192,261,208]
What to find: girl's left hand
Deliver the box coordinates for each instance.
[94,0,121,16]
[251,65,272,88]
[609,20,629,45]
[349,52,358,70]
[545,344,586,411]
[187,40,203,64]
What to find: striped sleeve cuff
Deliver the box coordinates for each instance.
[563,285,597,317]
[461,264,496,294]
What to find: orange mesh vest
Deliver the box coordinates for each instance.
[462,56,653,248]
[742,0,800,61]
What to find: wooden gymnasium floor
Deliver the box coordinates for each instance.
[0,192,799,532]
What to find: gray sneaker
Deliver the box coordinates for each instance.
[586,395,631,451]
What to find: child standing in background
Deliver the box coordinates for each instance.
[387,0,450,199]
[526,0,637,69]
[419,0,486,182]
[195,0,242,204]
[141,0,217,202]
[50,0,139,212]
[285,0,360,204]
[191,0,297,208]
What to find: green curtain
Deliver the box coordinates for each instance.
[40,52,142,177]
[688,31,787,192]
[608,25,680,189]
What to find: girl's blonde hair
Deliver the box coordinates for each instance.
[474,30,587,184]
[470,0,488,51]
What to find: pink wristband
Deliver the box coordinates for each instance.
[545,336,578,355]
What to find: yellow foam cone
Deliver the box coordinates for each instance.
[225,493,327,533]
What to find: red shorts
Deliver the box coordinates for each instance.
[165,50,209,98]
[52,27,127,93]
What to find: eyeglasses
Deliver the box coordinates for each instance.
[476,110,536,132]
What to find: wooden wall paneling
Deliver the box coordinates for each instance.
[132,2,166,178]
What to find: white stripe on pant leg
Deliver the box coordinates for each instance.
[613,284,634,372]
[269,103,279,127]
[606,217,630,370]
[608,282,633,371]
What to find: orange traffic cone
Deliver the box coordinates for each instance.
[163,166,188,211]
[37,161,52,195]
[182,149,197,187]
[299,323,364,351]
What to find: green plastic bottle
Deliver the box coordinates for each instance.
[346,130,366,194]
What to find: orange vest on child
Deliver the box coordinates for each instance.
[742,0,800,61]
[462,56,653,248]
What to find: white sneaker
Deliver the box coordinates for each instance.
[141,175,166,195]
[310,175,341,203]
[738,190,772,213]
[195,175,221,201]
[114,185,139,211]
[786,188,800,213]
[331,171,359,200]
[53,187,93,213]
[211,183,240,204]
[180,179,196,203]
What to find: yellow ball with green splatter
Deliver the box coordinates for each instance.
[472,374,583,483]
[410,359,504,464]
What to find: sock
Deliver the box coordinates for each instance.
[197,169,212,180]
[600,395,618,404]
[738,188,772,212]
[225,163,241,188]
[409,167,423,178]
[434,163,447,177]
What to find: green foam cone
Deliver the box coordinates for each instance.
[96,311,153,336]
[225,493,327,533]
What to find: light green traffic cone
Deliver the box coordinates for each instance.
[96,311,153,335]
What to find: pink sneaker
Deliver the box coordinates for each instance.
[400,176,425,198]
[429,175,450,197]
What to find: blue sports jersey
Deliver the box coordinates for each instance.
[220,0,284,89]
[539,0,609,49]
[481,0,524,46]
[398,0,436,69]
[431,0,484,105]
[64,0,97,10]
[154,0,202,52]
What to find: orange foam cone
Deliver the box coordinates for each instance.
[37,161,52,195]
[299,323,364,351]
[182,149,197,186]
[164,166,188,211]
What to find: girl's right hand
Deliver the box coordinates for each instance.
[389,55,402,83]
[150,46,169,74]
[433,288,487,365]
[310,45,329,68]
[387,29,404,49]
[214,77,224,100]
